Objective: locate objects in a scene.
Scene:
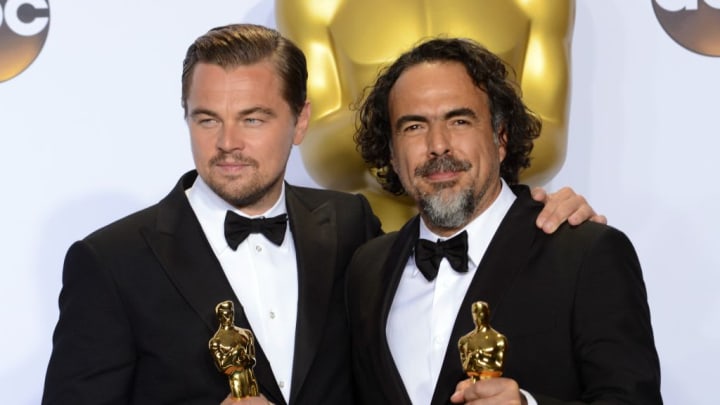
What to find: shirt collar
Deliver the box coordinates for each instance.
[186,175,288,255]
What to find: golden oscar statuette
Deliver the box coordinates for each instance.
[458,301,507,382]
[209,300,260,398]
[276,0,574,231]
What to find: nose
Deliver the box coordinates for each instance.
[427,123,451,157]
[216,123,245,152]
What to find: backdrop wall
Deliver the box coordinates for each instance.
[0,1,716,403]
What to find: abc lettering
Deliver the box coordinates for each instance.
[656,0,720,10]
[0,0,49,36]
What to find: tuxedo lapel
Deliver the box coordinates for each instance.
[431,186,542,405]
[141,173,234,331]
[284,185,338,403]
[140,171,285,404]
[375,217,421,404]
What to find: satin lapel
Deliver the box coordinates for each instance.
[140,171,285,404]
[431,186,542,405]
[375,217,421,404]
[284,186,337,403]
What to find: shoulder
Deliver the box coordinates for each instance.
[350,215,418,263]
[64,204,162,271]
[510,184,635,253]
[347,231,400,283]
[82,172,193,247]
[286,184,381,232]
[550,221,635,253]
[84,204,159,241]
[77,174,192,255]
[286,183,370,206]
[541,221,644,293]
[354,231,399,256]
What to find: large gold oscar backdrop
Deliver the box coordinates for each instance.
[276,0,574,230]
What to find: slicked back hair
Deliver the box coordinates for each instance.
[181,24,307,118]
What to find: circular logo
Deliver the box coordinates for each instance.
[653,0,720,57]
[0,0,50,83]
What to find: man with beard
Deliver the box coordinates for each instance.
[42,25,605,405]
[347,38,662,405]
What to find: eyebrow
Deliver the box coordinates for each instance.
[393,107,478,131]
[238,106,276,118]
[189,108,219,119]
[188,106,277,119]
[444,107,478,120]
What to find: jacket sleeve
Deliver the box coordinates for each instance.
[535,227,662,405]
[42,240,136,405]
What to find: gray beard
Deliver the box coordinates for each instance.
[419,186,476,229]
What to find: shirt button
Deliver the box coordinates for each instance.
[278,380,285,388]
[269,311,276,319]
[255,245,262,252]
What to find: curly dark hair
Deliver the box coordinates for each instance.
[355,37,541,195]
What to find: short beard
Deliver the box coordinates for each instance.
[205,153,285,209]
[414,155,476,229]
[212,174,283,209]
[419,186,476,229]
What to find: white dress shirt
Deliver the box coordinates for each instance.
[386,180,534,405]
[187,176,298,402]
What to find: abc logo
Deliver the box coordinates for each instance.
[0,0,50,83]
[653,0,720,56]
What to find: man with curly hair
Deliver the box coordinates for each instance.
[347,37,662,405]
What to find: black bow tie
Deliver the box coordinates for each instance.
[414,230,469,281]
[224,211,288,248]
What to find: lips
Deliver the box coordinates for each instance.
[216,161,251,168]
[212,159,257,176]
[425,170,461,182]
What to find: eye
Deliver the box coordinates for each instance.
[244,117,263,126]
[197,118,219,128]
[451,118,470,126]
[401,123,424,134]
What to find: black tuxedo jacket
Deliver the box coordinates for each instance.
[43,171,382,405]
[347,185,662,405]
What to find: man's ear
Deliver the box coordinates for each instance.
[497,127,508,162]
[388,139,397,170]
[293,101,311,145]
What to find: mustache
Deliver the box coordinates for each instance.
[210,153,258,167]
[415,155,471,177]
